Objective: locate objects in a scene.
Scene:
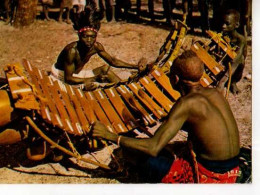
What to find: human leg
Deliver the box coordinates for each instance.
[198,0,210,34]
[43,5,51,21]
[148,0,155,22]
[92,64,121,83]
[230,63,245,94]
[64,7,71,24]
[119,147,174,183]
[163,0,173,25]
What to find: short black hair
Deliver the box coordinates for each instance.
[225,9,240,23]
[170,50,204,82]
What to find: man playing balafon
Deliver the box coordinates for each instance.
[51,1,147,90]
[92,50,241,183]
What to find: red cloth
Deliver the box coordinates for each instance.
[161,158,240,183]
[197,162,239,183]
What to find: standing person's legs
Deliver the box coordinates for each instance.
[184,0,193,32]
[212,0,223,31]
[163,0,173,25]
[104,0,113,21]
[148,0,155,22]
[198,0,209,34]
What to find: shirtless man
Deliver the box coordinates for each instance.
[92,50,241,183]
[51,2,147,90]
[52,28,146,90]
[217,9,247,94]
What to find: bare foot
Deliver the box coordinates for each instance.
[230,83,241,95]
[65,19,72,24]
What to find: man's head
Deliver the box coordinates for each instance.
[74,0,101,47]
[170,50,204,88]
[78,27,97,47]
[222,9,240,34]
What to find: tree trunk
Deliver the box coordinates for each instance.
[13,0,38,27]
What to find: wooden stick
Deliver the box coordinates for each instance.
[25,116,110,170]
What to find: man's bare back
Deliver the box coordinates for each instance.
[180,87,240,161]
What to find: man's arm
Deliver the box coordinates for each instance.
[92,98,189,157]
[95,42,147,71]
[218,35,246,88]
[231,35,246,74]
[63,48,96,86]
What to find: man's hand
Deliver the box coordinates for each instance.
[217,80,226,91]
[92,121,116,141]
[137,57,148,73]
[217,75,229,90]
[217,75,228,96]
[84,79,98,91]
[96,73,109,82]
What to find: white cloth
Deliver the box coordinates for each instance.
[50,64,94,89]
[72,0,86,12]
[72,0,86,6]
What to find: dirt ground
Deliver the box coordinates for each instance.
[0,15,252,184]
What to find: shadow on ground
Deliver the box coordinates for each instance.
[0,141,252,183]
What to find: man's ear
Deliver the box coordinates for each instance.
[235,21,240,28]
[175,75,180,83]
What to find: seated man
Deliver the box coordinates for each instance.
[92,50,241,183]
[217,9,247,94]
[51,1,146,90]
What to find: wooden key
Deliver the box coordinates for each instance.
[151,69,180,101]
[127,82,167,119]
[55,81,83,135]
[207,31,237,60]
[156,30,178,63]
[34,67,60,126]
[74,88,97,128]
[104,87,137,130]
[65,85,90,134]
[47,79,72,133]
[23,60,47,118]
[85,91,115,134]
[163,25,187,70]
[200,72,214,87]
[139,76,173,112]
[191,42,225,75]
[93,89,128,133]
[116,85,156,126]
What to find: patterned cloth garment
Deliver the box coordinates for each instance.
[161,157,240,183]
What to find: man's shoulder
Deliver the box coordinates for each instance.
[234,31,246,44]
[184,92,207,101]
[174,93,203,111]
[63,42,78,55]
[184,89,218,106]
[65,42,77,50]
[94,42,105,52]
